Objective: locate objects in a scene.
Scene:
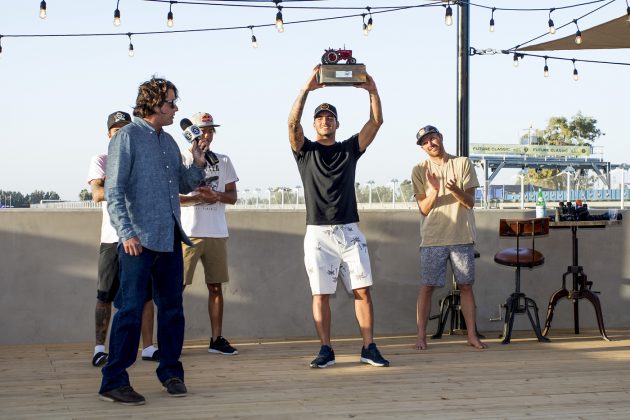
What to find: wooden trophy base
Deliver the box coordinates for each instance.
[318,64,367,86]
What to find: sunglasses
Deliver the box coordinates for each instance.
[163,98,179,109]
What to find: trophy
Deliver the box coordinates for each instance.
[318,48,367,86]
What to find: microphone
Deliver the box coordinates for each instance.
[180,118,202,143]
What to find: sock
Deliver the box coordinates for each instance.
[142,345,157,358]
[94,345,105,355]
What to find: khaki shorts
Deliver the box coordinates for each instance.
[182,237,229,286]
[304,223,373,295]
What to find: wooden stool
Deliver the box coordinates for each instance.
[494,218,550,344]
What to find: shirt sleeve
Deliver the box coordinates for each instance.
[87,155,106,185]
[462,158,480,190]
[105,130,136,241]
[411,164,425,196]
[224,156,239,185]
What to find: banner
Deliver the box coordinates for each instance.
[471,143,591,157]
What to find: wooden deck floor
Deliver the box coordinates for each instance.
[2,330,630,419]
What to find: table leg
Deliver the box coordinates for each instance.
[580,289,611,341]
[542,288,569,337]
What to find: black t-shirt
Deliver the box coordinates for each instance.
[293,134,364,225]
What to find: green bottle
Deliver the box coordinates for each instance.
[535,188,546,218]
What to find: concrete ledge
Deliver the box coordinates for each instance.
[0,209,628,345]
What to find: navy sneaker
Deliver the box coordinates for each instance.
[208,336,239,355]
[309,345,335,368]
[360,343,389,367]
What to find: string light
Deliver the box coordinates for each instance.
[362,14,369,36]
[548,8,556,34]
[573,20,582,44]
[572,59,579,80]
[249,26,258,48]
[127,33,134,57]
[513,53,520,67]
[544,56,549,77]
[0,36,3,57]
[39,1,47,19]
[113,0,121,27]
[366,7,373,31]
[167,1,174,28]
[444,1,453,26]
[275,2,284,33]
[489,8,495,32]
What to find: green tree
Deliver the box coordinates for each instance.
[79,189,93,201]
[525,112,603,188]
[26,190,60,205]
[0,190,28,207]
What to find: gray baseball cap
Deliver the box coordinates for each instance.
[416,125,440,145]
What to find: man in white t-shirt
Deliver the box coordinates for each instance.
[87,111,159,367]
[179,112,239,355]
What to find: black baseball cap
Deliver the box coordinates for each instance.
[107,111,132,130]
[416,125,441,145]
[314,103,338,119]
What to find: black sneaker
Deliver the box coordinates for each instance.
[99,385,146,405]
[208,336,239,355]
[92,351,108,367]
[310,345,335,368]
[360,343,390,367]
[163,377,187,397]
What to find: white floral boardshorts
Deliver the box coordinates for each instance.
[304,223,373,295]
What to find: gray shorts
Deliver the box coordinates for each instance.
[419,244,475,288]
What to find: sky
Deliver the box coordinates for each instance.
[0,0,628,200]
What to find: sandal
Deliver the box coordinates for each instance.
[142,349,160,362]
[92,351,108,367]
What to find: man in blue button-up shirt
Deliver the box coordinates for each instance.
[99,77,205,405]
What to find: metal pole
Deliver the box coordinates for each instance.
[456,0,470,157]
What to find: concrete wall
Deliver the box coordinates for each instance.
[0,208,628,345]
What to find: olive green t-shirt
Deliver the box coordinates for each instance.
[411,155,479,247]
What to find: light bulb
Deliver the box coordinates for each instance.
[489,18,495,32]
[251,35,258,48]
[575,30,582,44]
[363,23,368,36]
[445,5,453,26]
[167,11,174,27]
[513,54,519,67]
[573,68,579,81]
[275,11,284,33]
[128,43,134,57]
[548,19,555,34]
[367,17,373,31]
[39,0,47,19]
[544,65,549,77]
[114,9,121,27]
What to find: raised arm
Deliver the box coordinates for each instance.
[288,65,323,153]
[355,73,383,152]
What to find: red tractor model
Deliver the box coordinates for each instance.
[321,48,357,65]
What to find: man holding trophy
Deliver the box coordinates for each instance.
[288,64,389,368]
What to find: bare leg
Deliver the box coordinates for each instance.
[312,294,332,346]
[458,284,487,349]
[207,283,224,340]
[140,300,154,349]
[353,287,374,348]
[415,286,434,350]
[95,301,112,346]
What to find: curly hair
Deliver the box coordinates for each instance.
[133,76,179,118]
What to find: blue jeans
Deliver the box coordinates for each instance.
[99,234,185,393]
